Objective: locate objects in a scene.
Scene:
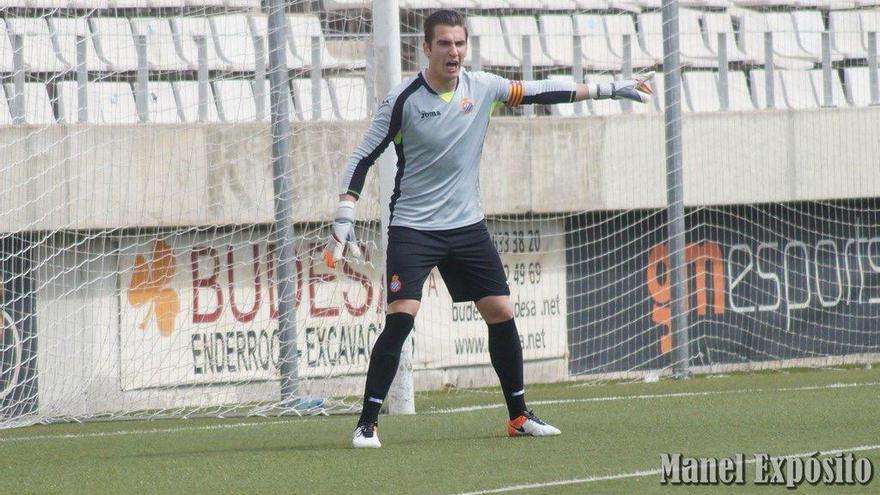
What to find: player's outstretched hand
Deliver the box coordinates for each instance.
[594,71,655,103]
[323,200,363,269]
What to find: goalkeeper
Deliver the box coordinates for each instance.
[326,9,653,448]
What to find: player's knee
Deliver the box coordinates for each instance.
[387,299,420,317]
[477,296,514,323]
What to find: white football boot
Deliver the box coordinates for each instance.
[352,422,381,448]
[507,410,561,437]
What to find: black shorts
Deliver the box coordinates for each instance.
[386,220,510,304]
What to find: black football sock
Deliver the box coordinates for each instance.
[488,318,527,420]
[358,312,415,426]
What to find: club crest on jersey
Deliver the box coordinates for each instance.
[420,110,442,119]
[389,274,403,293]
[460,97,474,114]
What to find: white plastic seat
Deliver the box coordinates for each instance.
[843,66,880,106]
[247,14,305,69]
[213,79,258,122]
[736,11,816,69]
[639,10,719,68]
[728,71,756,111]
[0,86,12,124]
[50,18,109,72]
[251,78,295,121]
[542,0,579,8]
[287,14,362,70]
[323,0,372,10]
[59,81,139,123]
[171,17,226,71]
[702,12,751,64]
[146,81,181,123]
[749,68,786,109]
[209,15,257,71]
[501,17,558,67]
[792,10,845,62]
[571,15,625,70]
[809,69,848,107]
[329,77,368,120]
[598,14,657,68]
[682,71,719,112]
[173,81,221,122]
[862,10,880,50]
[0,20,14,73]
[90,18,140,72]
[131,18,191,71]
[780,69,819,109]
[538,15,577,67]
[24,83,56,124]
[829,10,865,59]
[466,16,520,68]
[291,78,336,120]
[5,18,65,72]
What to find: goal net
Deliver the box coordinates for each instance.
[1,0,879,429]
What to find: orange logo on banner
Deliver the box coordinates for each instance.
[646,242,725,354]
[128,240,180,337]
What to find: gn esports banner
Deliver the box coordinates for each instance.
[567,199,880,375]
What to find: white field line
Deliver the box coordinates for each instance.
[0,381,877,444]
[450,444,880,495]
[428,381,880,414]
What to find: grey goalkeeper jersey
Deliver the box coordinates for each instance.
[338,69,576,230]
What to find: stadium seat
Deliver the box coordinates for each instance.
[90,18,141,72]
[791,10,845,63]
[572,0,610,8]
[328,76,369,121]
[596,14,657,68]
[728,71,757,111]
[286,14,362,70]
[209,15,258,72]
[780,69,819,109]
[24,83,56,124]
[246,15,305,69]
[58,81,139,124]
[862,10,880,48]
[639,10,719,68]
[130,18,191,71]
[829,10,867,60]
[538,15,577,67]
[682,71,720,112]
[170,17,227,71]
[501,17,558,67]
[213,79,259,122]
[843,66,880,106]
[749,68,783,109]
[466,16,520,68]
[4,18,65,73]
[735,10,816,70]
[50,17,109,72]
[542,0,580,9]
[146,81,181,123]
[322,0,372,10]
[702,11,751,64]
[173,80,221,122]
[291,78,337,120]
[0,86,12,124]
[809,69,848,107]
[570,15,625,70]
[0,21,14,73]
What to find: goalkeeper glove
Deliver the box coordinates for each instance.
[590,71,655,103]
[323,200,362,269]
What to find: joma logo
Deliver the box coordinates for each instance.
[420,110,441,119]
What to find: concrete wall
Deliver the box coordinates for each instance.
[1,106,878,233]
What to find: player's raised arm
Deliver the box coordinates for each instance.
[325,92,401,269]
[485,71,655,107]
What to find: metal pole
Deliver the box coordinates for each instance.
[135,34,149,122]
[311,35,322,120]
[365,38,375,115]
[718,32,729,111]
[821,31,833,107]
[522,35,533,117]
[196,35,208,122]
[266,0,299,407]
[869,32,879,106]
[573,34,583,115]
[11,34,25,124]
[471,35,481,72]
[621,34,633,114]
[76,35,88,123]
[254,35,266,121]
[374,0,413,416]
[661,0,689,379]
[764,31,775,109]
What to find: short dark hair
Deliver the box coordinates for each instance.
[423,9,468,44]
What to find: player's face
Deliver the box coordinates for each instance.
[424,25,467,83]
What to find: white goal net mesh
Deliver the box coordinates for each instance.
[1,0,879,428]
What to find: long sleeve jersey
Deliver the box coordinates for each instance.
[338,69,576,230]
